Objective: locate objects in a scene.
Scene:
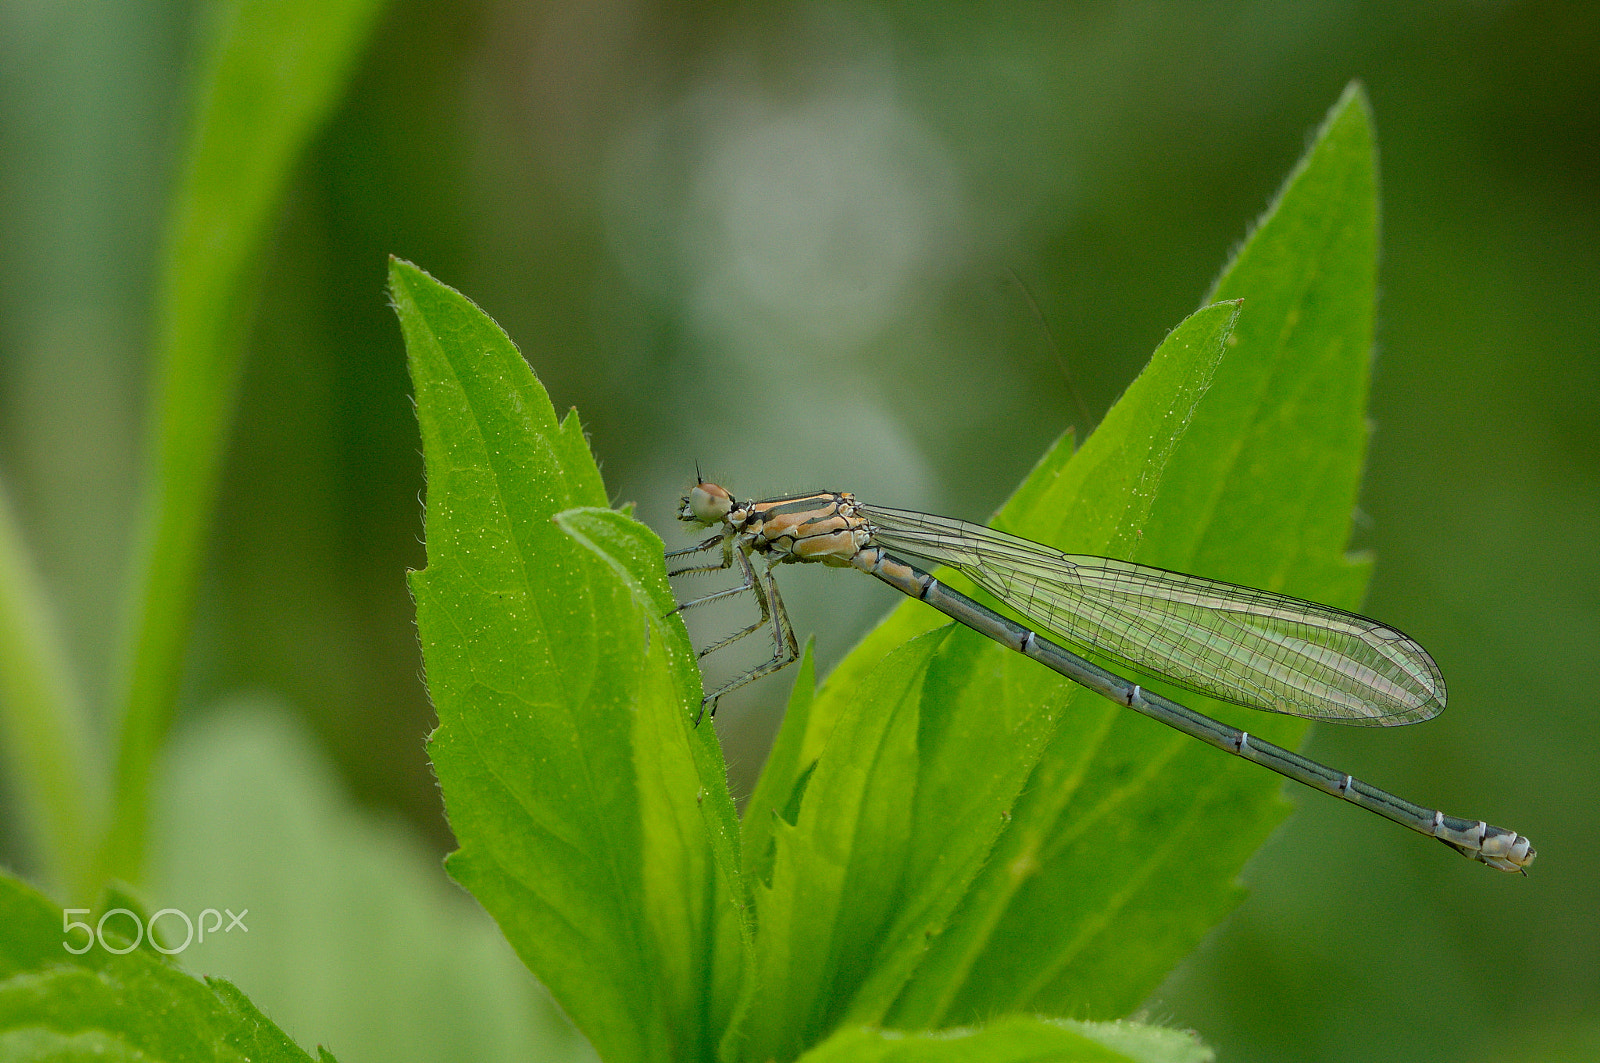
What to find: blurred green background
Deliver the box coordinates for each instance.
[2,2,1596,1061]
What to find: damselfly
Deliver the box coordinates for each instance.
[666,479,1534,873]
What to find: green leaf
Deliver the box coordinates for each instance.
[739,638,817,886]
[0,870,328,1061]
[796,1017,1211,1063]
[103,0,389,888]
[888,82,1379,1024]
[737,631,947,1063]
[555,505,755,1035]
[393,259,746,1063]
[747,298,1239,1047]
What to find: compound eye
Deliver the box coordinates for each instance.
[685,482,733,525]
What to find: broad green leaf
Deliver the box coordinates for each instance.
[891,82,1379,1024]
[797,1016,1211,1063]
[103,0,389,888]
[394,259,744,1063]
[0,870,328,1061]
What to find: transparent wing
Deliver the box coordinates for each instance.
[860,503,1445,725]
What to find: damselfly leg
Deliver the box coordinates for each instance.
[667,526,799,721]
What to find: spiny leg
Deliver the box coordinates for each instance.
[666,531,801,723]
[681,547,770,655]
[667,542,775,717]
[666,532,735,576]
[667,535,747,619]
[763,561,798,666]
[695,556,800,724]
[672,577,759,619]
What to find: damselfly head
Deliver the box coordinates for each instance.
[681,481,734,526]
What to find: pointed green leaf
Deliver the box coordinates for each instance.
[892,82,1379,1024]
[732,294,1235,1056]
[393,258,742,1063]
[555,505,754,1029]
[737,632,946,1063]
[740,639,817,886]
[844,296,1241,1024]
